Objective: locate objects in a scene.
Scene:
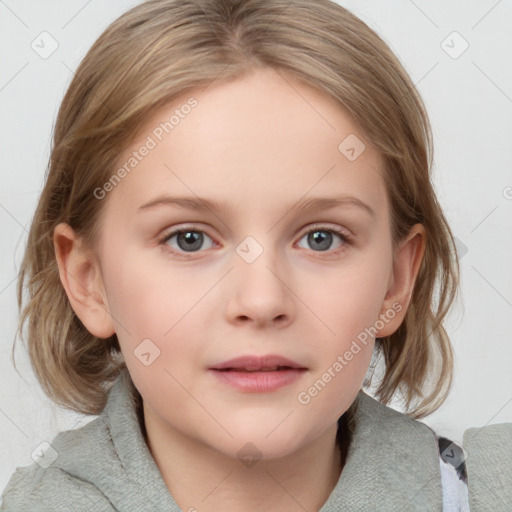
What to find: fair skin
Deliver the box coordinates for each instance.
[54,67,425,511]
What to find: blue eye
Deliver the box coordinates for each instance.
[159,224,351,257]
[161,229,215,253]
[296,226,350,252]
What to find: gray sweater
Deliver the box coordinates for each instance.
[0,368,506,511]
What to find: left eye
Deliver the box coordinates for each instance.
[296,227,349,252]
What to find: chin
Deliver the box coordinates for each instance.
[220,424,311,462]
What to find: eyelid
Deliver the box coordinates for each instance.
[299,222,352,239]
[158,224,216,245]
[159,222,352,243]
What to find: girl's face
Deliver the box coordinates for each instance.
[91,67,399,460]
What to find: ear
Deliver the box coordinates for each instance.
[375,223,426,338]
[53,223,115,338]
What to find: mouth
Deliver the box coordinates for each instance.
[209,355,307,392]
[215,366,298,372]
[209,354,307,372]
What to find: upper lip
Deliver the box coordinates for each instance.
[210,354,306,371]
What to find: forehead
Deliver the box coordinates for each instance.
[103,67,386,219]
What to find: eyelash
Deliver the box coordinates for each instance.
[158,223,353,259]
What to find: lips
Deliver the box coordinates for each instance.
[209,354,307,392]
[210,354,306,372]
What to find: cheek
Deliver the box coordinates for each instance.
[305,253,392,343]
[296,341,374,437]
[295,263,386,425]
[300,251,390,410]
[100,246,219,377]
[102,244,201,334]
[103,256,206,398]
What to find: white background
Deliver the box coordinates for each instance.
[1,0,511,493]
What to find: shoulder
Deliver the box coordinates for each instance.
[463,422,512,509]
[0,463,114,512]
[1,416,115,512]
[346,392,443,508]
[351,392,471,509]
[353,391,442,463]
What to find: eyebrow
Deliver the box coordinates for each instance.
[137,194,375,218]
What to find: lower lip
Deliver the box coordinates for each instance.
[209,368,306,392]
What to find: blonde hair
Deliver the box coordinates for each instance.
[14,0,459,420]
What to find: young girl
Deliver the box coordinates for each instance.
[2,0,472,510]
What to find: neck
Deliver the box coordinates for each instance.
[142,403,345,512]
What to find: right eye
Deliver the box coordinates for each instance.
[159,227,216,255]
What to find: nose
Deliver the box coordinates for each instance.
[224,244,295,329]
